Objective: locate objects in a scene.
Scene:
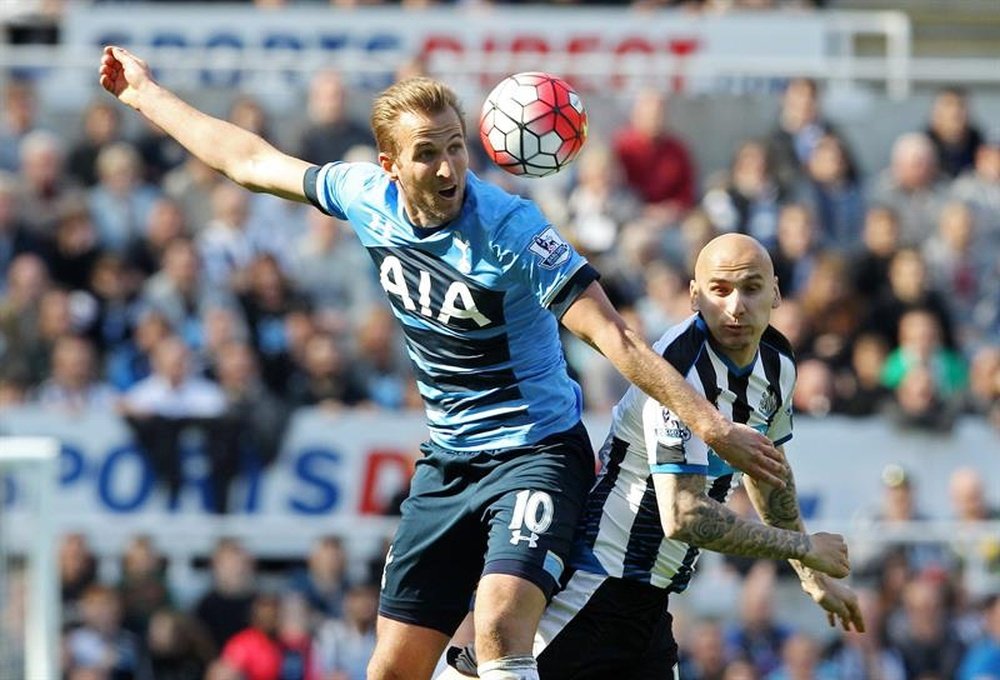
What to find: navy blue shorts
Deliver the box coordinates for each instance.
[378,422,595,635]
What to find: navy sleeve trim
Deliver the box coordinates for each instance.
[302,165,330,215]
[549,263,600,319]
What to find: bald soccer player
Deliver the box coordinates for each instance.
[444,234,864,679]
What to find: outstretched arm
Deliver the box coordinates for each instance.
[99,46,311,200]
[741,446,865,632]
[561,282,787,487]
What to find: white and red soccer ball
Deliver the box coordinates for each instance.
[479,71,588,178]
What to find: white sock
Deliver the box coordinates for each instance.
[478,655,539,680]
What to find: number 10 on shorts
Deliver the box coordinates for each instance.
[508,490,554,548]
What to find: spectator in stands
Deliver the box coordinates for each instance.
[796,252,862,366]
[821,586,906,680]
[0,78,38,172]
[33,335,117,411]
[890,576,967,680]
[799,132,865,249]
[768,296,807,357]
[194,538,257,652]
[146,608,216,680]
[45,195,100,293]
[118,535,171,637]
[870,133,948,247]
[769,203,818,299]
[723,562,791,677]
[125,196,188,278]
[767,77,855,194]
[702,139,787,249]
[951,130,1000,254]
[888,363,958,433]
[881,307,967,398]
[831,332,891,418]
[922,201,985,339]
[288,535,351,621]
[613,88,696,229]
[105,309,170,392]
[59,532,99,620]
[311,583,379,680]
[966,345,1000,426]
[67,100,123,187]
[353,306,416,411]
[563,142,642,261]
[792,358,835,418]
[925,87,984,180]
[220,592,312,680]
[162,155,223,233]
[948,466,1000,581]
[764,633,828,680]
[0,170,41,280]
[288,331,368,410]
[295,68,373,167]
[64,583,153,680]
[958,594,1000,680]
[848,205,901,301]
[632,258,687,343]
[16,129,82,242]
[0,253,49,366]
[212,340,289,511]
[84,253,141,356]
[139,236,232,350]
[238,253,311,396]
[289,210,377,335]
[870,465,957,574]
[131,117,186,184]
[197,182,276,290]
[120,335,227,507]
[863,247,957,351]
[21,287,79,382]
[678,618,730,680]
[88,142,161,254]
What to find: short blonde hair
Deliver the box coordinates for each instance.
[370,77,465,157]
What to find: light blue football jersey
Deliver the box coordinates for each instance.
[304,162,597,451]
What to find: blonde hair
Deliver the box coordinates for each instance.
[370,77,465,157]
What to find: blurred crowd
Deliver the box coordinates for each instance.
[0,32,999,680]
[0,459,994,680]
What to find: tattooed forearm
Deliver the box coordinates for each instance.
[676,497,811,561]
[759,474,801,528]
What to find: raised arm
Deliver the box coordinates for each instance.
[561,282,788,487]
[99,46,311,200]
[741,445,865,632]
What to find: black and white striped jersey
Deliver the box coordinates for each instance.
[571,313,797,592]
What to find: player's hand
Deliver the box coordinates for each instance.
[801,573,866,633]
[801,532,850,579]
[707,421,788,488]
[99,45,152,109]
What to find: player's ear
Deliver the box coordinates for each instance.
[771,276,781,309]
[378,152,398,181]
[689,280,699,311]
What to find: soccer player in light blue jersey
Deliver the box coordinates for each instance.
[100,47,788,680]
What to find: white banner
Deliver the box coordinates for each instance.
[2,406,997,526]
[55,5,827,98]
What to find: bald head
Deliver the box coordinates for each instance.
[695,233,775,283]
[690,234,779,367]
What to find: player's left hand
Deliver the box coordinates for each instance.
[801,574,866,633]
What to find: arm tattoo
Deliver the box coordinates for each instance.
[760,473,801,528]
[676,493,811,561]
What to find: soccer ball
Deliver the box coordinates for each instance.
[479,72,588,178]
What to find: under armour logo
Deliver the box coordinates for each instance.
[372,212,393,239]
[510,530,539,548]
